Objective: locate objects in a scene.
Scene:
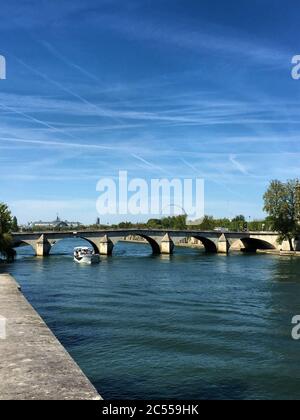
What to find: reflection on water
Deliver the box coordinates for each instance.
[1,239,300,400]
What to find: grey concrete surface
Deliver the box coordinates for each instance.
[0,273,102,400]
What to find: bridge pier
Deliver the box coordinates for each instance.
[292,238,300,251]
[36,234,52,257]
[98,235,114,256]
[217,234,230,254]
[160,233,174,255]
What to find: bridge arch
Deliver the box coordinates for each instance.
[14,237,102,256]
[47,238,99,255]
[82,234,161,255]
[120,234,161,255]
[14,240,36,255]
[137,234,161,254]
[235,237,276,253]
[77,237,100,254]
[191,236,218,253]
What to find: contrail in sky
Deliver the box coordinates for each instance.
[14,55,124,125]
[0,102,80,141]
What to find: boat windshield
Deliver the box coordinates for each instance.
[74,248,93,255]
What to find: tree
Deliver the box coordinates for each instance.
[147,219,162,228]
[0,203,12,233]
[0,203,15,261]
[197,215,216,230]
[11,216,19,232]
[231,215,246,232]
[296,180,300,224]
[263,180,299,251]
[160,215,187,230]
[232,215,246,223]
[172,215,187,230]
[118,222,134,229]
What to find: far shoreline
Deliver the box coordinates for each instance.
[120,238,300,257]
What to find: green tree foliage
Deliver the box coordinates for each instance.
[146,215,187,230]
[147,219,162,229]
[0,203,12,233]
[187,215,268,232]
[232,215,246,222]
[196,215,216,230]
[0,203,15,261]
[296,181,300,223]
[162,215,187,230]
[118,222,134,229]
[264,179,299,251]
[11,216,19,232]
[231,215,246,232]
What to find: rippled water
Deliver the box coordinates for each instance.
[1,239,300,400]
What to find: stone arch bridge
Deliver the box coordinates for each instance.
[11,229,291,257]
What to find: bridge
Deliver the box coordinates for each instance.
[11,229,294,257]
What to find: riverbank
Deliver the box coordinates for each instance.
[0,273,101,400]
[257,250,300,256]
[121,238,205,249]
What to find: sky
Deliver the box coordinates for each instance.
[0,0,299,224]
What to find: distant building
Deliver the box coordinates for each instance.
[29,216,82,230]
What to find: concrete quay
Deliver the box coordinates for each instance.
[0,274,101,400]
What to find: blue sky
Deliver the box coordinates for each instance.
[0,0,299,224]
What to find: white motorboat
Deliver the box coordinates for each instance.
[73,247,100,265]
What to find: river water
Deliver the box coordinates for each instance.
[1,239,300,400]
